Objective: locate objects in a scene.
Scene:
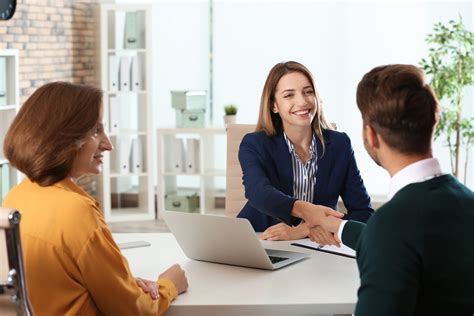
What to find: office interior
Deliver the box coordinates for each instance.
[0,0,473,230]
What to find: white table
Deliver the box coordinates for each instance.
[114,233,359,316]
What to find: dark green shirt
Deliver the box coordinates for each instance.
[343,175,474,315]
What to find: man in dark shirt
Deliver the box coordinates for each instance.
[299,64,474,315]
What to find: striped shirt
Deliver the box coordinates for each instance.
[283,133,318,203]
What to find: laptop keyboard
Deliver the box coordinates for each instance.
[268,255,289,264]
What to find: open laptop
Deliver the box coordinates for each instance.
[163,211,309,270]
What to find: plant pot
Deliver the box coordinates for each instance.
[223,115,236,125]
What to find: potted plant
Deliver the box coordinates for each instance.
[420,17,474,184]
[223,103,238,125]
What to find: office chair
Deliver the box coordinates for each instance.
[0,208,33,316]
[225,124,255,217]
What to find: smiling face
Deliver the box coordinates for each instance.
[272,71,316,132]
[69,109,113,180]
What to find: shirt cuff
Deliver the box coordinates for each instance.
[337,220,348,244]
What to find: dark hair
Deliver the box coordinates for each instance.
[256,61,333,151]
[356,64,440,155]
[3,81,103,186]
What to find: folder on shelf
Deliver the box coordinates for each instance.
[185,138,199,174]
[119,136,132,174]
[109,96,119,133]
[124,11,139,49]
[130,55,143,92]
[131,137,143,173]
[115,11,126,50]
[108,55,119,92]
[119,56,131,91]
[1,163,10,200]
[172,137,185,173]
[0,57,7,106]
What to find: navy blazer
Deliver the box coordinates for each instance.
[237,129,374,232]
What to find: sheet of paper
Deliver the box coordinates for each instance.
[292,238,356,258]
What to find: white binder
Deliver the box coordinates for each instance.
[119,136,132,174]
[130,55,142,91]
[119,56,131,91]
[1,163,10,200]
[108,55,118,92]
[131,137,143,173]
[109,96,119,133]
[115,11,126,49]
[172,138,185,173]
[185,138,200,173]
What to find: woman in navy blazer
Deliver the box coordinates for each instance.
[237,61,373,243]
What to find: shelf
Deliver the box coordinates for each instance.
[100,3,154,223]
[162,170,225,177]
[109,131,147,137]
[106,91,147,95]
[110,172,148,178]
[0,105,17,111]
[0,159,9,165]
[157,128,227,216]
[157,127,226,135]
[108,49,147,53]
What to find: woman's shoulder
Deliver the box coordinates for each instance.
[242,130,269,142]
[323,128,352,147]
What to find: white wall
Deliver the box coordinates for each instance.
[115,0,474,195]
[212,1,473,196]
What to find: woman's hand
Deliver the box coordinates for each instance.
[136,277,159,300]
[159,264,189,294]
[308,225,341,246]
[260,222,309,241]
[291,201,344,228]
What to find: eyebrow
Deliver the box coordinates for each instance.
[279,86,313,94]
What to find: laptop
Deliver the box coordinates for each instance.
[163,211,309,270]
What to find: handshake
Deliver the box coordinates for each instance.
[259,201,344,246]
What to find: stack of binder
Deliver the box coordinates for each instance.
[171,90,207,128]
[108,54,143,93]
[171,137,199,174]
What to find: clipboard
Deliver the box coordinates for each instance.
[291,238,356,259]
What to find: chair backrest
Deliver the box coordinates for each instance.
[225,124,256,217]
[0,208,33,316]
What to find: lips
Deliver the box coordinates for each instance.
[292,109,311,116]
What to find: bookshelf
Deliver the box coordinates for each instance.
[157,128,227,217]
[98,3,154,222]
[0,49,20,203]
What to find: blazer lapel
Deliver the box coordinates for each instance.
[273,133,294,196]
[314,131,332,202]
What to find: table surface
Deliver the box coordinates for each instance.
[114,233,360,316]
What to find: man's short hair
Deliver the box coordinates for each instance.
[356,64,440,155]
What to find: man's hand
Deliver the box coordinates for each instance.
[318,215,343,235]
[260,222,309,241]
[292,201,343,228]
[308,226,341,246]
[159,264,189,294]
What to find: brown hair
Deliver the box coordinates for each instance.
[256,61,333,151]
[356,64,440,155]
[3,81,103,186]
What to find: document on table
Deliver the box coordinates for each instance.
[291,238,356,259]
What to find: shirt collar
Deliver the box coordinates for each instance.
[283,132,318,157]
[388,157,443,200]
